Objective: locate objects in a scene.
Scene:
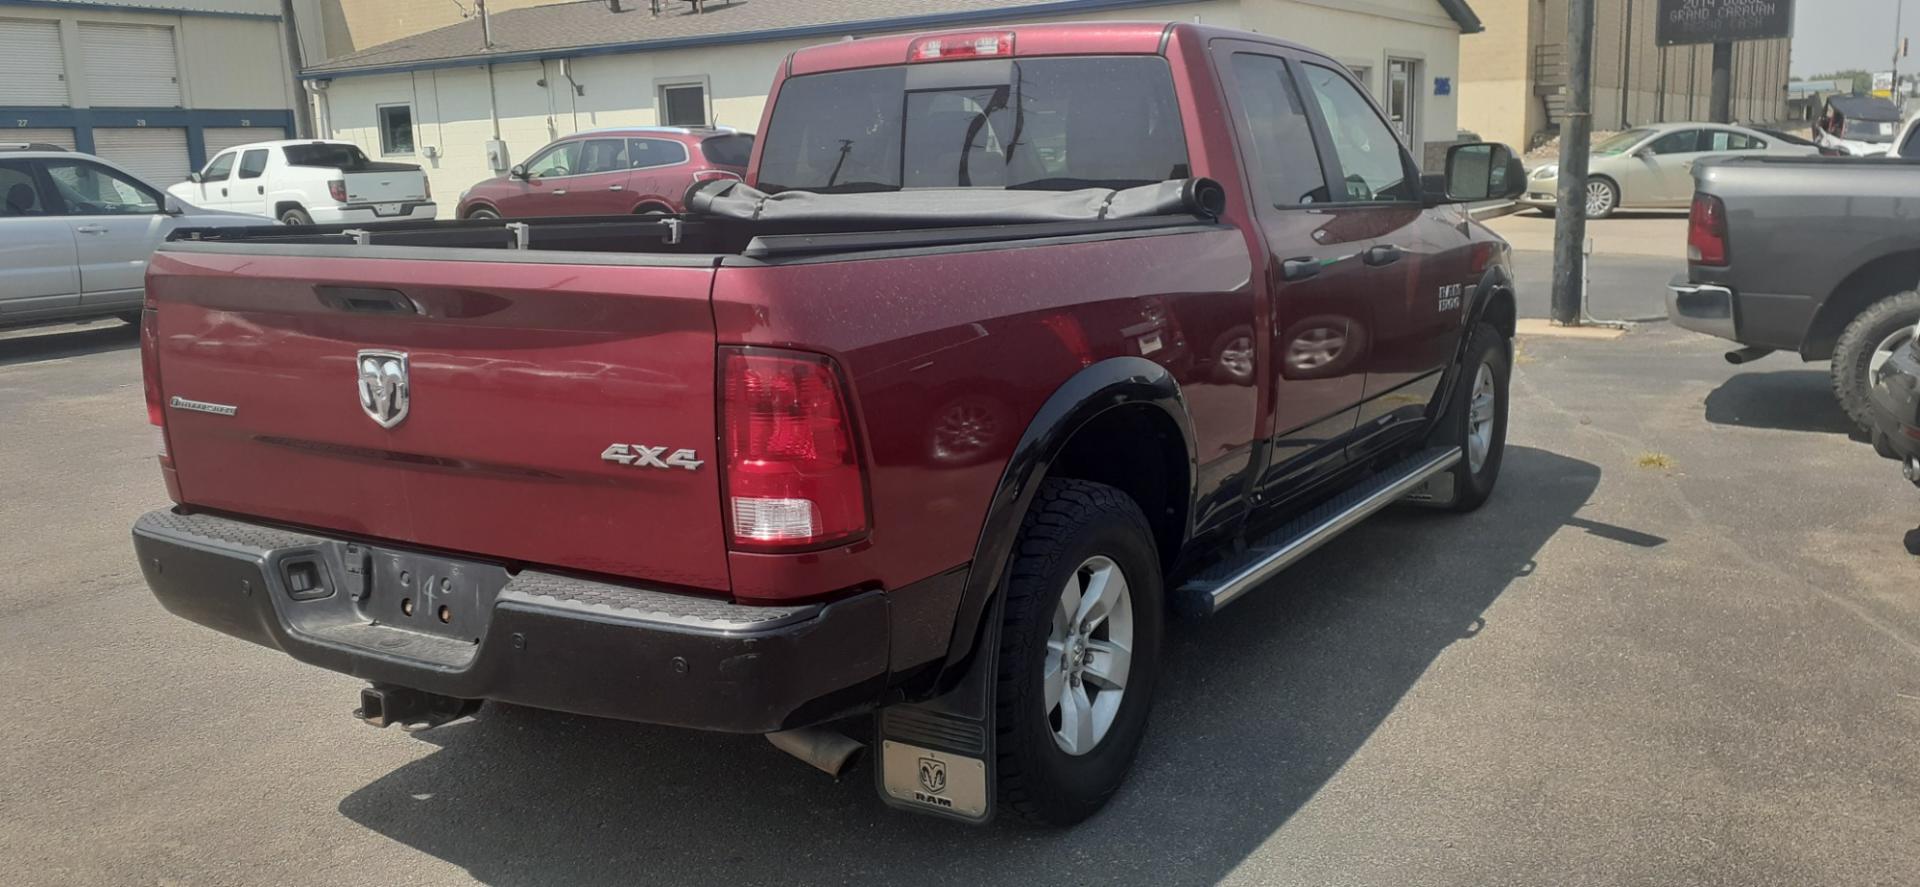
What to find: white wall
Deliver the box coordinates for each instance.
[316,0,1470,215]
[0,4,290,111]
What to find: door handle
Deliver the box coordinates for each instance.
[608,185,625,191]
[552,189,568,196]
[220,188,228,197]
[75,225,108,235]
[1363,244,1405,267]
[257,186,265,195]
[1281,258,1322,282]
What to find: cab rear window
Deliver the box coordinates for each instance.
[284,144,375,170]
[756,56,1189,193]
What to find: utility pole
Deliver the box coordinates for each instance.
[279,0,313,138]
[1709,42,1732,122]
[1895,0,1906,98]
[1551,0,1595,326]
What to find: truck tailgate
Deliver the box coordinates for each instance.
[145,248,730,592]
[343,169,428,203]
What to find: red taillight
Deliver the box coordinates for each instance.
[139,308,169,458]
[908,31,1014,62]
[1688,193,1729,266]
[328,179,347,203]
[721,347,868,551]
[693,169,744,183]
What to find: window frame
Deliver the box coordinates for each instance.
[39,159,166,216]
[237,148,270,180]
[0,159,54,218]
[376,103,416,157]
[655,76,712,128]
[1293,55,1423,207]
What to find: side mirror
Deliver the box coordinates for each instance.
[163,195,187,216]
[188,172,203,184]
[509,164,528,181]
[1434,142,1526,205]
[1633,147,1654,160]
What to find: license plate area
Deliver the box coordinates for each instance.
[356,546,509,643]
[373,202,405,216]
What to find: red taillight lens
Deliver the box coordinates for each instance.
[693,169,744,183]
[908,31,1014,62]
[1689,194,1729,266]
[139,308,169,458]
[721,347,868,551]
[328,179,347,203]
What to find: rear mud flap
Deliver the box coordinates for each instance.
[874,608,999,824]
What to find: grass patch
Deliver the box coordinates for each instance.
[1636,452,1676,470]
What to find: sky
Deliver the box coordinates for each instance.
[1792,0,1917,76]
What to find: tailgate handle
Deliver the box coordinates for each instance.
[316,286,422,315]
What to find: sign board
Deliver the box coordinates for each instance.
[1656,0,1794,46]
[1874,71,1896,93]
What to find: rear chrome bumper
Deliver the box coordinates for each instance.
[132,509,892,733]
[1667,278,1738,341]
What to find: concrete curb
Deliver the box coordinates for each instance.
[1515,318,1628,340]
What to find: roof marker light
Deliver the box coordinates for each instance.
[908,32,1014,62]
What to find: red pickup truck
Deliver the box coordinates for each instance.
[133,22,1524,825]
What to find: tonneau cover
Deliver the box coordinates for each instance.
[688,178,1224,225]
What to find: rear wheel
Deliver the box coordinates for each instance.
[1831,290,1920,432]
[994,478,1163,826]
[279,207,312,226]
[465,207,499,220]
[635,204,672,216]
[1435,321,1511,512]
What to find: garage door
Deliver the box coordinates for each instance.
[79,23,181,107]
[202,127,280,157]
[92,127,190,187]
[0,19,70,106]
[3,128,77,150]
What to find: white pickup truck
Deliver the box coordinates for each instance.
[167,140,435,226]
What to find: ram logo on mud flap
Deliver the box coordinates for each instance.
[601,444,704,471]
[1437,284,1465,313]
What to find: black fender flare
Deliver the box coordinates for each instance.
[934,356,1196,685]
[1429,264,1516,426]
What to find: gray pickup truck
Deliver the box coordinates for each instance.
[1668,156,1920,429]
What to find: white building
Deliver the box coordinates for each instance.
[0,0,302,186]
[300,0,1483,217]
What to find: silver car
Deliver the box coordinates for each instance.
[1520,122,1819,219]
[0,145,271,329]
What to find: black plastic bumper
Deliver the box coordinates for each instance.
[1870,341,1920,466]
[132,510,893,733]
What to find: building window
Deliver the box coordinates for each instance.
[1387,58,1419,146]
[378,104,415,155]
[658,80,709,127]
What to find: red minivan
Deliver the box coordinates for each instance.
[455,126,752,218]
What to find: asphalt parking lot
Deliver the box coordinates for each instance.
[3,239,1917,885]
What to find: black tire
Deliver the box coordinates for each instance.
[1832,291,1920,432]
[1585,176,1620,220]
[635,204,672,216]
[994,478,1163,826]
[465,207,500,220]
[1434,321,1511,512]
[279,207,312,226]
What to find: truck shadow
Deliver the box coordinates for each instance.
[337,445,1603,887]
[1702,370,1863,438]
[0,320,139,368]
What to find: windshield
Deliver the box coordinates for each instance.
[1842,119,1897,142]
[756,56,1190,193]
[283,143,376,170]
[1594,129,1657,155]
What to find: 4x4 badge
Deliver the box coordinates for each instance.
[601,443,704,471]
[356,350,410,429]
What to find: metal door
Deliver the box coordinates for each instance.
[5,128,76,150]
[42,158,168,306]
[80,23,182,106]
[92,127,190,188]
[0,19,70,106]
[202,127,270,157]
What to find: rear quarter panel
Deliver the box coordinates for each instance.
[712,227,1257,601]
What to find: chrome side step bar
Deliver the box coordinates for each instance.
[1174,447,1462,617]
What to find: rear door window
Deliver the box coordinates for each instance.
[1648,130,1702,155]
[1298,62,1415,203]
[0,160,50,216]
[578,139,631,174]
[237,149,270,179]
[1228,53,1332,206]
[757,56,1189,193]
